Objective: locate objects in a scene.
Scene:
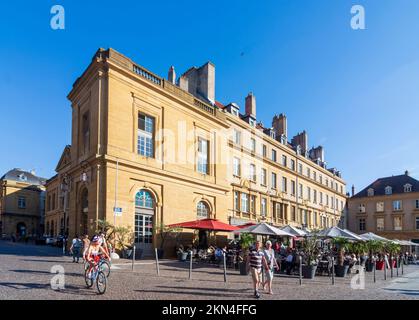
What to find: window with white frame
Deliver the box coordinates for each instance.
[404,184,412,193]
[271,149,277,162]
[18,197,26,209]
[299,184,303,199]
[359,203,366,213]
[319,192,323,204]
[197,201,209,219]
[367,188,374,197]
[231,108,239,117]
[319,175,323,184]
[197,138,209,174]
[270,131,276,140]
[138,113,154,158]
[385,186,393,195]
[290,159,296,171]
[234,191,239,211]
[313,190,317,204]
[249,164,256,182]
[233,157,241,177]
[262,144,267,157]
[326,194,329,206]
[393,200,402,211]
[376,217,385,231]
[307,186,311,201]
[233,129,241,145]
[313,171,317,181]
[359,218,366,231]
[271,173,277,189]
[250,138,256,152]
[282,155,287,167]
[298,163,303,174]
[376,202,384,212]
[261,198,267,216]
[241,193,249,213]
[282,177,287,193]
[250,195,256,213]
[261,168,267,186]
[291,180,296,196]
[306,167,310,177]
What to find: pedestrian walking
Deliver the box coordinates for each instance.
[263,240,279,294]
[247,240,268,299]
[70,234,82,263]
[82,234,90,262]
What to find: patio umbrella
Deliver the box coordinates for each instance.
[359,232,390,242]
[167,218,240,232]
[235,222,294,237]
[280,225,307,237]
[315,226,364,241]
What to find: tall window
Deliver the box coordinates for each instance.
[234,191,239,211]
[271,149,277,162]
[250,138,256,152]
[376,202,384,212]
[313,171,317,181]
[376,218,384,231]
[368,188,374,197]
[82,111,90,155]
[307,187,311,201]
[138,114,154,158]
[282,177,287,193]
[233,157,241,176]
[404,184,412,193]
[326,194,329,206]
[394,216,402,231]
[319,175,323,184]
[233,129,241,145]
[18,197,26,209]
[416,200,419,209]
[261,198,267,216]
[197,138,209,174]
[306,167,310,177]
[261,168,267,186]
[314,212,318,226]
[359,204,366,213]
[135,190,154,208]
[393,200,402,211]
[359,218,366,231]
[282,155,287,167]
[250,195,256,214]
[290,159,295,171]
[298,163,303,174]
[298,184,303,199]
[319,192,323,204]
[197,201,209,219]
[262,145,267,157]
[313,190,317,204]
[291,206,296,221]
[241,193,249,213]
[416,217,419,230]
[249,164,256,182]
[291,180,296,196]
[271,173,277,189]
[385,186,393,195]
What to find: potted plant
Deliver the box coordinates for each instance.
[385,242,401,269]
[238,233,254,275]
[113,226,135,259]
[333,237,350,277]
[301,235,320,279]
[157,225,182,259]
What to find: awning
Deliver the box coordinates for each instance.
[235,222,294,237]
[280,225,308,237]
[314,226,364,241]
[359,232,390,242]
[167,218,240,232]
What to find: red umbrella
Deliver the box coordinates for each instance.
[167,218,240,232]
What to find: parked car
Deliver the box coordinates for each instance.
[45,237,56,245]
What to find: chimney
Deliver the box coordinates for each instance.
[168,66,176,84]
[291,131,308,155]
[405,170,410,176]
[245,92,256,118]
[30,170,36,176]
[351,185,355,197]
[178,62,215,104]
[309,146,324,162]
[272,114,287,139]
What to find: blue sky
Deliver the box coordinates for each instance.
[1,0,418,192]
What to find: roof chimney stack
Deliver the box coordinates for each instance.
[405,170,410,176]
[179,62,215,104]
[351,185,355,197]
[272,114,287,140]
[168,66,176,84]
[245,92,256,118]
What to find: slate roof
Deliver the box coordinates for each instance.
[0,168,46,186]
[352,173,419,198]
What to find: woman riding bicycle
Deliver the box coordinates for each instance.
[86,235,110,266]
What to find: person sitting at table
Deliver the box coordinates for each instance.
[285,249,295,275]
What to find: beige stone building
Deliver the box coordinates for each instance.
[45,48,346,256]
[0,169,46,238]
[348,171,419,251]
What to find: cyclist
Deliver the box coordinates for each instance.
[86,235,110,268]
[98,231,110,257]
[82,234,90,262]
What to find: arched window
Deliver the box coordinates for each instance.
[197,201,210,219]
[135,190,154,208]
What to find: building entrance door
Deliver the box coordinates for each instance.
[134,190,155,257]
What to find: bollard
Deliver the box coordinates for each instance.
[373,258,376,283]
[331,257,335,285]
[155,248,160,276]
[132,245,136,271]
[396,256,399,277]
[189,250,193,280]
[299,255,302,286]
[390,256,393,278]
[384,256,387,280]
[401,256,404,275]
[223,252,227,283]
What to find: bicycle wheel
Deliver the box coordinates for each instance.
[84,261,90,271]
[100,261,111,277]
[84,268,94,288]
[96,271,107,294]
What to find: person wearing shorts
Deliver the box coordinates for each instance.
[247,240,268,299]
[263,240,279,294]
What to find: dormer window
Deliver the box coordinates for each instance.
[270,130,276,140]
[18,174,27,182]
[367,188,374,197]
[404,184,412,193]
[280,135,287,145]
[231,108,239,117]
[249,118,256,127]
[385,186,393,195]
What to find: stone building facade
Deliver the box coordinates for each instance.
[45,48,346,256]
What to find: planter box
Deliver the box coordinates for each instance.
[239,262,249,275]
[178,252,188,261]
[335,265,349,277]
[302,265,317,279]
[376,261,385,270]
[365,261,374,272]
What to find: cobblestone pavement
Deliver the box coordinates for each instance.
[1,240,418,300]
